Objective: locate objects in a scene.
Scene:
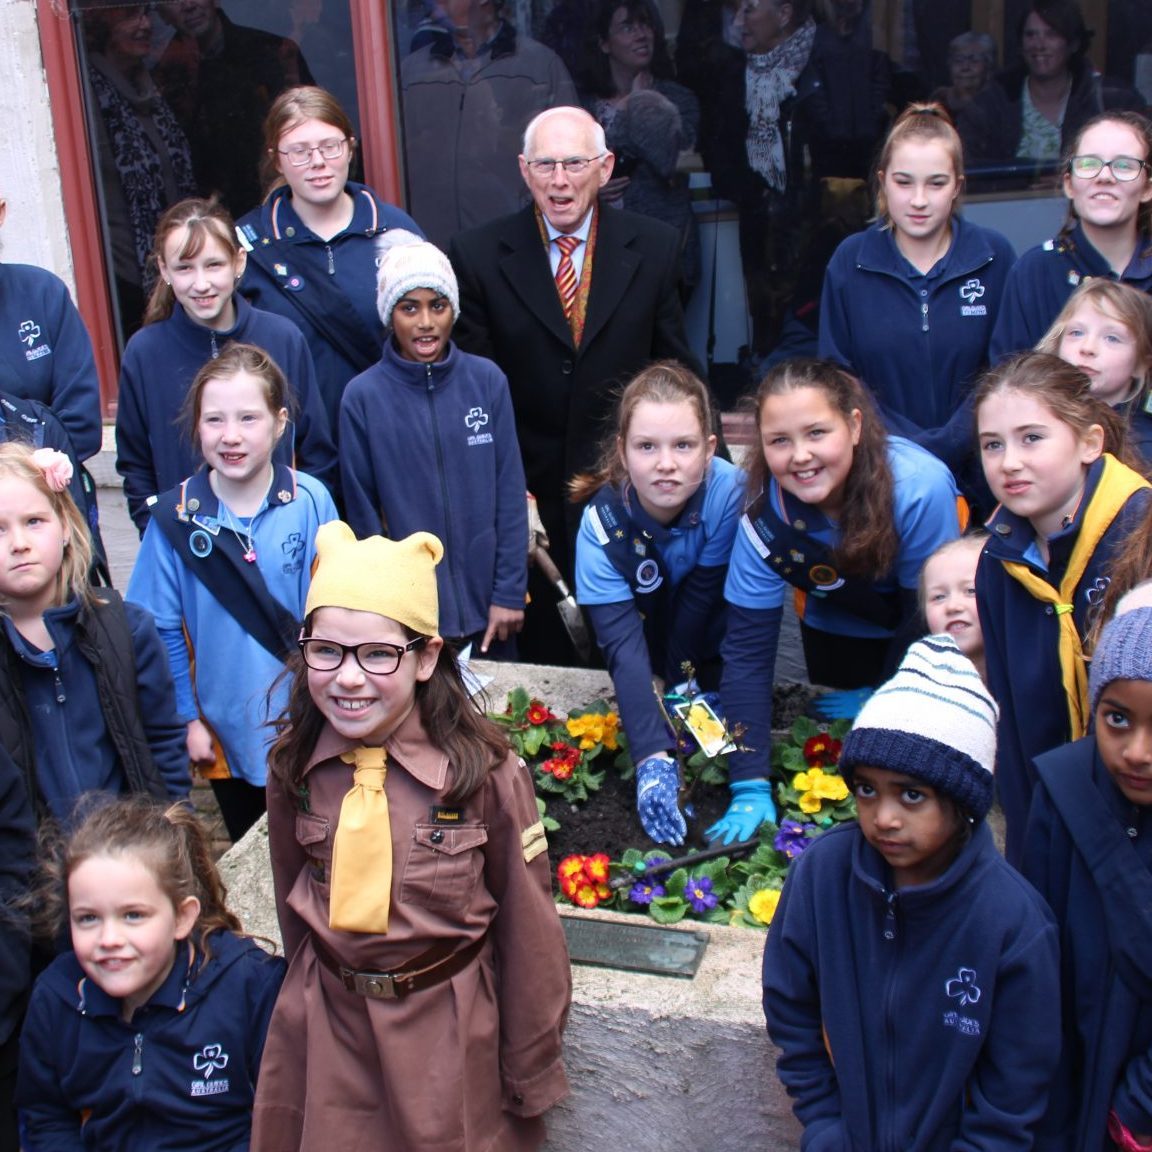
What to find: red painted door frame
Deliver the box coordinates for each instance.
[35,0,405,416]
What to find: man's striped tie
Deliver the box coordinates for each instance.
[554,234,580,319]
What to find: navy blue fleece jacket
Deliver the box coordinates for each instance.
[18,931,285,1152]
[990,223,1152,361]
[1023,738,1152,1152]
[114,295,337,534]
[339,338,527,640]
[819,216,1016,473]
[764,820,1060,1152]
[0,262,101,460]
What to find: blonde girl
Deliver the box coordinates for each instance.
[919,533,987,681]
[127,344,337,842]
[717,358,962,845]
[974,350,1152,862]
[253,524,570,1152]
[17,797,285,1150]
[1038,278,1152,463]
[0,442,187,819]
[570,362,744,845]
[819,102,1016,498]
[115,197,336,535]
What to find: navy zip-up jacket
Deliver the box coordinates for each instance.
[1,599,188,816]
[339,338,528,641]
[820,216,1016,473]
[0,262,102,461]
[114,295,337,534]
[990,223,1152,361]
[18,931,286,1152]
[1023,738,1152,1152]
[764,820,1060,1152]
[237,182,423,428]
[976,456,1152,863]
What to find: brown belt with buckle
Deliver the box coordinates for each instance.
[311,934,487,1000]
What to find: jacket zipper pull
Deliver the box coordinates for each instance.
[326,244,335,275]
[426,364,433,391]
[53,666,66,704]
[210,331,219,359]
[132,1033,144,1075]
[883,891,897,941]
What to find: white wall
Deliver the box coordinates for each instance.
[0,0,75,291]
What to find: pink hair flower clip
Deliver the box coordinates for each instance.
[31,448,74,493]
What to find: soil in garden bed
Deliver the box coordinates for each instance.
[546,682,818,867]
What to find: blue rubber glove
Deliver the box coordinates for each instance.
[811,688,874,721]
[705,779,776,845]
[636,754,686,846]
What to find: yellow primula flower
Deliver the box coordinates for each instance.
[793,767,848,814]
[566,712,619,751]
[748,888,781,926]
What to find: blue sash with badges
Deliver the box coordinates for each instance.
[587,487,671,667]
[150,474,300,661]
[743,497,902,629]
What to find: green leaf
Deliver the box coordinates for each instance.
[522,726,549,756]
[649,898,688,925]
[508,686,531,717]
[664,867,688,898]
[791,716,817,742]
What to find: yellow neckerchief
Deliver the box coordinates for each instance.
[536,206,598,346]
[1001,453,1149,739]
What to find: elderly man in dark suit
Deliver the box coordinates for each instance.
[449,105,702,664]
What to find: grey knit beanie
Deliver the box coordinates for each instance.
[375,230,460,328]
[1089,606,1152,715]
[840,635,999,819]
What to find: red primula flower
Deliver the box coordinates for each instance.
[526,701,554,726]
[557,855,585,896]
[803,735,843,768]
[583,853,610,883]
[551,759,575,781]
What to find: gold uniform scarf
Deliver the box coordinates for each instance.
[329,746,393,934]
[1002,454,1149,740]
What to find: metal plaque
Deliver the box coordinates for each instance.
[562,917,709,978]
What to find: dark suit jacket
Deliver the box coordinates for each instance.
[449,203,701,572]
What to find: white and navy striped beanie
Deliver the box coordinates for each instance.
[839,635,999,820]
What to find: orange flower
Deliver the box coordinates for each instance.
[584,853,610,883]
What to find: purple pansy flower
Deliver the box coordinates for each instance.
[774,819,816,860]
[686,875,718,913]
[628,881,666,905]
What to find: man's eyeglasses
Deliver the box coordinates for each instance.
[1068,155,1150,182]
[299,636,427,676]
[525,155,605,176]
[277,138,350,167]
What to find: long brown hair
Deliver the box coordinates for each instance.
[268,620,509,805]
[972,351,1140,470]
[568,361,715,504]
[747,358,899,577]
[144,198,241,326]
[32,796,246,962]
[260,86,357,196]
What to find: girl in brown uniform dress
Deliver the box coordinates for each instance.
[253,523,570,1151]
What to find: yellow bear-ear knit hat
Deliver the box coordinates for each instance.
[305,522,444,636]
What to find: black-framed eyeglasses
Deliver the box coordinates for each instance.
[525,155,605,176]
[1068,155,1150,182]
[299,636,427,676]
[277,138,350,167]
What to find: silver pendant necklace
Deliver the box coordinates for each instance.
[218,505,257,563]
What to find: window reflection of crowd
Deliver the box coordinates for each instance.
[75,0,1152,375]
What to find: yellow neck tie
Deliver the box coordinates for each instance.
[1003,454,1150,740]
[329,747,392,934]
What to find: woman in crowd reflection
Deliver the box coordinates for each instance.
[82,3,196,336]
[579,0,701,290]
[932,31,995,120]
[959,0,1143,187]
[235,87,422,432]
